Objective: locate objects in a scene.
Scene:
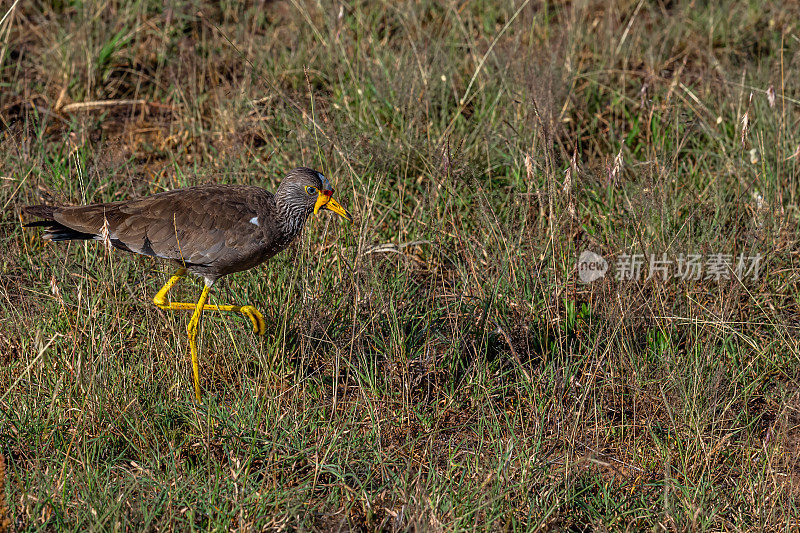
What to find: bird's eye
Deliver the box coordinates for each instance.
[305,186,317,195]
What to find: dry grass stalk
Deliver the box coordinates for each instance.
[99,216,113,254]
[608,140,624,184]
[59,100,174,113]
[0,453,10,533]
[741,91,753,147]
[767,84,776,108]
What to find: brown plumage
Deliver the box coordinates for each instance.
[24,167,353,401]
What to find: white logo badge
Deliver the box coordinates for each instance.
[578,250,608,283]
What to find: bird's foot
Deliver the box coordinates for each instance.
[239,305,266,336]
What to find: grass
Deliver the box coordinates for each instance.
[1,0,799,530]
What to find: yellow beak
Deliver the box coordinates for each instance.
[314,193,353,222]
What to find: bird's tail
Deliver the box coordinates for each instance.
[23,205,99,241]
[22,205,57,220]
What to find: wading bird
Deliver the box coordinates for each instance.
[24,167,352,402]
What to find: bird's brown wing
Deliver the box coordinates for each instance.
[52,185,278,273]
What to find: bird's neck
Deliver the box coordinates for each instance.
[275,195,311,240]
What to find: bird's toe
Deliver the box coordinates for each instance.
[240,305,266,336]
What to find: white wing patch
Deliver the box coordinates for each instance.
[249,216,259,226]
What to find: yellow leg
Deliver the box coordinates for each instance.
[187,285,211,402]
[153,267,187,308]
[153,269,267,402]
[152,269,266,335]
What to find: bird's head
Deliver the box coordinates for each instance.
[277,167,353,223]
